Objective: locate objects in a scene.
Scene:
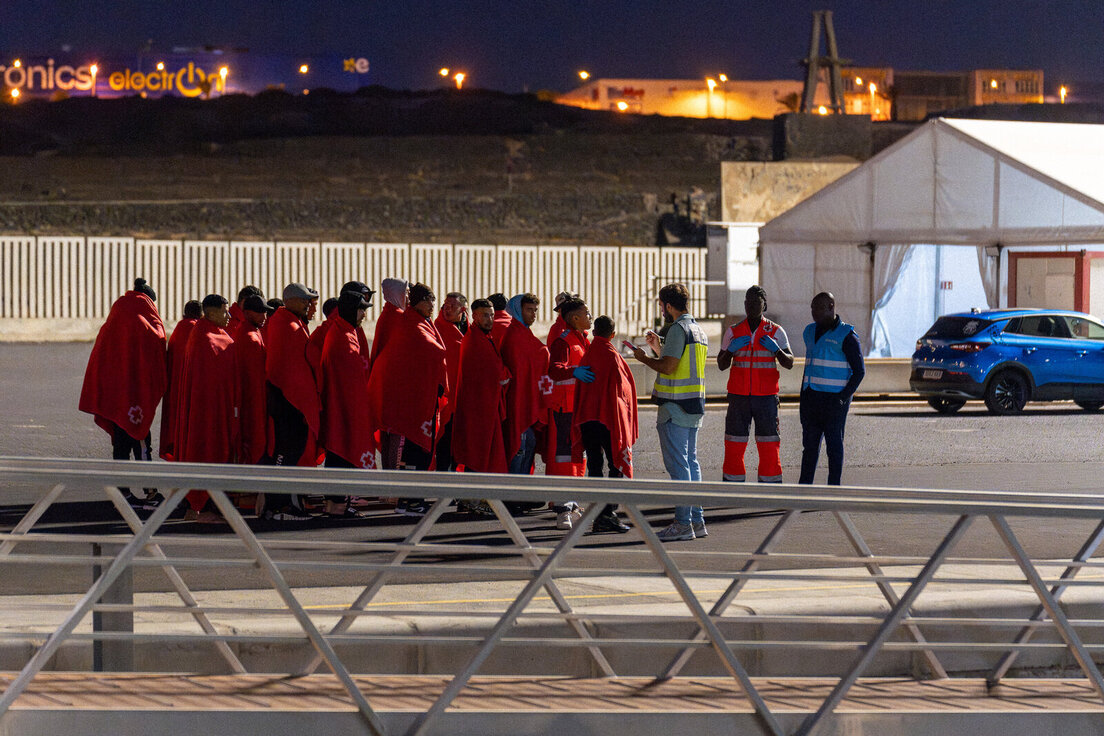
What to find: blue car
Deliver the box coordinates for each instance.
[910,308,1104,414]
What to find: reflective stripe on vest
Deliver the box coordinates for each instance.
[801,320,855,393]
[725,319,781,396]
[652,316,707,404]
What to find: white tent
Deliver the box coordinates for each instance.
[758,118,1104,357]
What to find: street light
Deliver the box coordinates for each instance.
[578,70,590,81]
[454,72,465,89]
[10,88,19,101]
[616,101,628,112]
[12,59,20,69]
[89,64,98,97]
[299,64,309,74]
[439,67,449,77]
[718,73,728,118]
[868,81,877,119]
[1060,85,1068,104]
[156,61,165,71]
[219,66,228,93]
[706,77,716,117]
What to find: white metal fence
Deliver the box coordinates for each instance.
[0,237,713,335]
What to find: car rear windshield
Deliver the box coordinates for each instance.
[921,316,993,340]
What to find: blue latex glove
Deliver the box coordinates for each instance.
[758,334,780,354]
[572,366,595,383]
[727,334,752,352]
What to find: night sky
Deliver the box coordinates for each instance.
[3,0,1102,95]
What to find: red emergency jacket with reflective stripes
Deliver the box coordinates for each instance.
[547,328,590,412]
[725,318,781,396]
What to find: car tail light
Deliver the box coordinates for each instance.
[949,342,990,352]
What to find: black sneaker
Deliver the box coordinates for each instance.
[398,499,432,517]
[591,512,631,534]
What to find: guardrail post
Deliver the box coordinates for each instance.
[92,543,134,672]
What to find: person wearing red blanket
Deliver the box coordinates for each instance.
[488,293,512,349]
[174,294,240,523]
[79,278,168,510]
[263,282,321,522]
[451,299,511,473]
[304,297,340,378]
[227,285,263,335]
[319,290,376,517]
[433,291,468,471]
[233,295,275,465]
[544,291,575,346]
[367,282,448,517]
[544,297,594,530]
[573,316,638,534]
[160,299,202,463]
[500,293,552,482]
[370,278,408,366]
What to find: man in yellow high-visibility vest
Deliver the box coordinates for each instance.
[630,283,708,541]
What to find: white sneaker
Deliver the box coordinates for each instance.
[556,509,582,530]
[657,522,696,542]
[692,521,708,538]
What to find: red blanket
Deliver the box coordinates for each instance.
[319,315,376,468]
[175,319,241,510]
[451,327,510,473]
[434,312,465,426]
[500,318,551,460]
[79,291,167,442]
[367,307,448,453]
[370,302,403,366]
[572,336,639,477]
[159,317,197,459]
[233,321,268,464]
[491,309,512,349]
[227,302,245,334]
[545,315,566,346]
[264,307,320,437]
[304,313,333,383]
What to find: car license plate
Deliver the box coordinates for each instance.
[922,369,942,380]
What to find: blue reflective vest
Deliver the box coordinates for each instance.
[801,320,854,393]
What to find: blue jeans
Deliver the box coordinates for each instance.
[508,427,537,475]
[657,418,703,526]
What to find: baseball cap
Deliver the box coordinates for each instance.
[282,282,319,301]
[242,294,276,314]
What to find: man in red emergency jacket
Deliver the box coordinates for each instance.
[79,278,167,509]
[367,283,448,516]
[545,291,575,346]
[371,278,407,366]
[160,299,202,463]
[451,299,511,473]
[263,282,321,521]
[319,290,375,517]
[433,291,468,471]
[717,285,794,483]
[545,297,594,529]
[174,294,240,523]
[233,295,275,465]
[573,315,637,533]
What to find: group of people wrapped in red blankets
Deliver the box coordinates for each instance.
[79,278,638,533]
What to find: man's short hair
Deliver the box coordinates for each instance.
[488,293,508,311]
[470,298,492,312]
[267,298,284,309]
[321,297,339,318]
[658,283,690,312]
[745,285,767,303]
[237,285,263,303]
[202,293,228,310]
[408,282,435,307]
[445,291,468,305]
[182,300,203,319]
[520,293,540,307]
[593,315,615,338]
[558,297,587,319]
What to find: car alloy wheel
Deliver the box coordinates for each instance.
[984,370,1028,415]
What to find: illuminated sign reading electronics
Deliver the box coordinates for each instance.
[107,62,226,96]
[0,59,94,91]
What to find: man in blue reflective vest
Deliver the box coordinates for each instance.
[799,292,865,486]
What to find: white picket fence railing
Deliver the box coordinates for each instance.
[0,237,713,335]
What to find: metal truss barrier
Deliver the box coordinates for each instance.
[1,456,1104,736]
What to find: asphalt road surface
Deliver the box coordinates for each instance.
[2,342,1103,594]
